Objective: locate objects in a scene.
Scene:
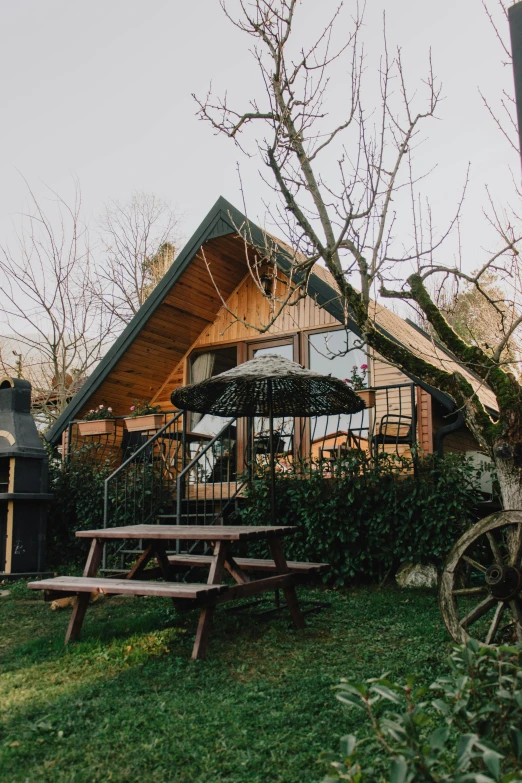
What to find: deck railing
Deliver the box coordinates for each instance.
[102,410,184,530]
[64,382,418,561]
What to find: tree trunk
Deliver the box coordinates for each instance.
[494,456,522,510]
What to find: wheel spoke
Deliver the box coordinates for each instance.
[508,524,522,568]
[452,586,487,596]
[485,602,506,644]
[462,555,488,574]
[486,532,503,565]
[508,598,522,642]
[459,596,497,628]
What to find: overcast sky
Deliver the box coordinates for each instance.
[0,0,519,266]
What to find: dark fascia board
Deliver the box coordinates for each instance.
[47,196,456,445]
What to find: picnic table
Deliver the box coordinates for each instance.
[29,525,328,659]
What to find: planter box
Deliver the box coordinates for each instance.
[78,419,115,436]
[124,414,164,432]
[356,389,376,408]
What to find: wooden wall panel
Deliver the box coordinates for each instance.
[417,387,433,454]
[195,273,337,346]
[432,410,481,455]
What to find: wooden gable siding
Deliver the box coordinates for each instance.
[194,271,338,345]
[432,410,479,455]
[152,262,339,409]
[418,388,433,454]
[76,237,248,418]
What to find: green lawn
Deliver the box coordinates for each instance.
[1,581,451,783]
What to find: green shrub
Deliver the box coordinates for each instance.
[240,452,482,584]
[46,445,114,567]
[46,444,172,568]
[322,640,522,783]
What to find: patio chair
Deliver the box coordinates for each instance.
[371,413,414,458]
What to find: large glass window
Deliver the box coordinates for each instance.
[251,341,294,455]
[252,343,293,361]
[189,346,237,435]
[308,329,369,447]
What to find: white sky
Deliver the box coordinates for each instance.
[0,0,519,268]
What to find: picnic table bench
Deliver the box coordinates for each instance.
[29,524,328,659]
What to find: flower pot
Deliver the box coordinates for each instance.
[78,419,115,436]
[356,389,376,408]
[124,413,164,432]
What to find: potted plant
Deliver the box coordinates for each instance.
[78,405,115,436]
[344,364,375,408]
[124,400,164,431]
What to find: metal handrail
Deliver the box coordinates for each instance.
[175,416,241,532]
[103,410,183,528]
[105,411,183,483]
[176,416,238,483]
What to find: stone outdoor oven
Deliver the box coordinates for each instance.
[0,377,52,576]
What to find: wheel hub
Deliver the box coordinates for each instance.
[485,564,522,600]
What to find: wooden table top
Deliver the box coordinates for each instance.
[76,525,297,541]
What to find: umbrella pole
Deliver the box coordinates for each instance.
[267,379,276,525]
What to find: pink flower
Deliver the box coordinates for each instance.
[360,364,368,370]
[89,409,94,414]
[99,404,104,409]
[352,365,358,370]
[130,405,135,411]
[108,407,112,412]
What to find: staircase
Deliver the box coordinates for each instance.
[101,413,246,571]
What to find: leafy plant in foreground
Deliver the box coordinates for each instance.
[322,640,522,783]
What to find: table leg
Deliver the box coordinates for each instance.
[268,538,306,630]
[65,538,103,644]
[225,555,250,585]
[126,543,156,579]
[192,540,228,660]
[154,542,172,581]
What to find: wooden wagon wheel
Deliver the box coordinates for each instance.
[440,511,522,645]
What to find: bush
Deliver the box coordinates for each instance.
[239,452,483,584]
[322,640,522,783]
[46,444,114,567]
[47,444,172,568]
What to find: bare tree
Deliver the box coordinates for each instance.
[437,271,522,375]
[94,192,180,326]
[196,0,522,509]
[0,180,115,428]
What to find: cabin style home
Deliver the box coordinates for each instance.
[46,197,498,533]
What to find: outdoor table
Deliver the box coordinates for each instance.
[29,524,316,660]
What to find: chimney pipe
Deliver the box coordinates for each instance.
[508,1,522,163]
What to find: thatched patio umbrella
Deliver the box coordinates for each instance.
[171,354,365,524]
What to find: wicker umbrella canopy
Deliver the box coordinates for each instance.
[172,354,366,527]
[171,354,365,417]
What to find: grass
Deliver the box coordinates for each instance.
[0,580,451,783]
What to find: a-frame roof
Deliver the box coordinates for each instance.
[46,196,496,444]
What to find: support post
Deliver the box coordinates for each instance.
[65,538,103,644]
